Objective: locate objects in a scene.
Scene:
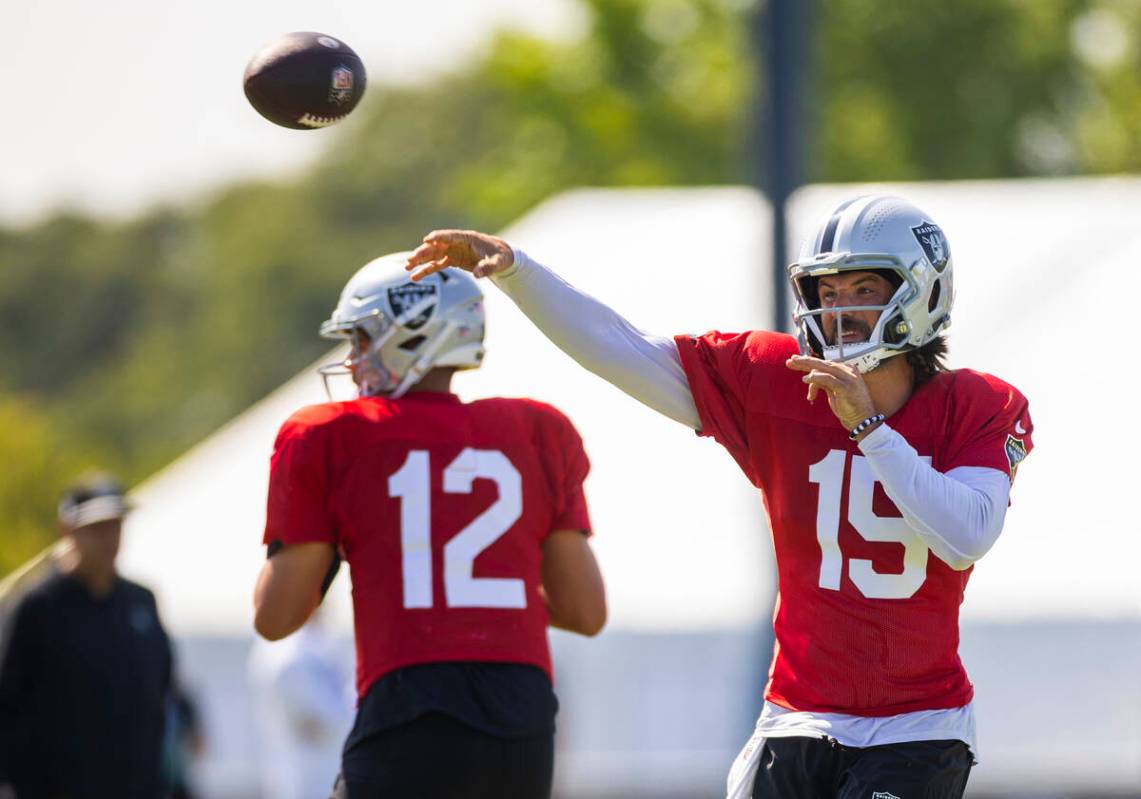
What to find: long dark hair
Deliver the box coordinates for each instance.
[905,336,949,385]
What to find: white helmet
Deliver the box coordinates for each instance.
[318,252,485,398]
[789,194,954,373]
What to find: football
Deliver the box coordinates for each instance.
[243,32,367,130]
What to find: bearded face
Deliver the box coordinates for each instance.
[816,271,896,348]
[822,313,873,346]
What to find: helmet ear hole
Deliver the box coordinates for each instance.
[928,279,942,313]
[398,335,427,352]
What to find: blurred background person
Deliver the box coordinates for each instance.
[248,609,354,799]
[0,474,172,799]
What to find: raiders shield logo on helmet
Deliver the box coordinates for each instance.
[911,221,950,271]
[388,283,438,330]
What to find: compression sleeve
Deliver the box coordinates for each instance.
[490,249,700,429]
[857,423,1010,570]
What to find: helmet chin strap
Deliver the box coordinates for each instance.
[354,326,399,397]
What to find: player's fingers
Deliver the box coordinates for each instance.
[405,241,443,269]
[415,232,466,262]
[802,371,844,392]
[787,355,852,378]
[786,355,827,372]
[408,257,450,283]
[426,230,484,262]
[806,383,819,403]
[422,229,467,243]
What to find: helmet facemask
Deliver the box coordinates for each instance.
[791,254,918,374]
[318,312,400,399]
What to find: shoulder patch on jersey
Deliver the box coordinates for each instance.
[1005,434,1028,479]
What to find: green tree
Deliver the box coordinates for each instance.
[0,398,95,575]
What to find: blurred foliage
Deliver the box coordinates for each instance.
[0,398,93,576]
[0,0,1136,571]
[817,0,1077,179]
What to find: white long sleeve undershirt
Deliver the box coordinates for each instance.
[493,249,701,429]
[493,249,1009,568]
[856,424,1009,570]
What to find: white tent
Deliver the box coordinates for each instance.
[120,179,1141,797]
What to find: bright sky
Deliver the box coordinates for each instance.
[0,0,579,227]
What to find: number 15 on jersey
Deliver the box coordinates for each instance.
[809,449,932,600]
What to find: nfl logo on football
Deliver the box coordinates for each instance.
[329,65,354,105]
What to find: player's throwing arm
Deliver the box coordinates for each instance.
[407,231,701,428]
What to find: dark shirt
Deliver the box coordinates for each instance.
[0,572,172,799]
[345,661,557,753]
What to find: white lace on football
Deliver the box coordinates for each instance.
[297,113,344,128]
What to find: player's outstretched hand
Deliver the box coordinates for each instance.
[406,230,514,282]
[785,355,878,433]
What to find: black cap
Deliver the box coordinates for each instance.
[57,473,133,529]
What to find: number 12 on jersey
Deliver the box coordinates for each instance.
[388,448,526,610]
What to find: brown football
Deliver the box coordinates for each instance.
[243,32,366,130]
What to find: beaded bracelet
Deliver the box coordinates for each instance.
[849,413,886,441]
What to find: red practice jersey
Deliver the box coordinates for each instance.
[264,392,592,698]
[675,330,1033,716]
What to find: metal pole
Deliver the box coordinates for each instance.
[755,0,812,332]
[735,0,814,748]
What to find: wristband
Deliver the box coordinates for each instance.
[849,413,886,441]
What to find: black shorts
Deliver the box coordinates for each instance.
[331,712,554,799]
[752,736,973,799]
